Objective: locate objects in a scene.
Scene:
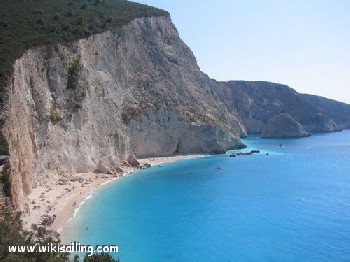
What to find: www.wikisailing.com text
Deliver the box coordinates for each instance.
[8,241,118,256]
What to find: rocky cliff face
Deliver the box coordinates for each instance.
[301,94,350,129]
[262,113,310,138]
[3,16,245,208]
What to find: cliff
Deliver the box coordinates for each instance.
[301,94,350,129]
[2,16,245,209]
[262,113,310,138]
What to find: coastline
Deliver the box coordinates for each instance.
[21,154,207,234]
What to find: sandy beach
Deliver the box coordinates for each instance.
[22,154,206,234]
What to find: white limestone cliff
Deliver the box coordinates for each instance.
[3,16,246,209]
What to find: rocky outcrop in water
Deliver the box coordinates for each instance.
[262,113,310,138]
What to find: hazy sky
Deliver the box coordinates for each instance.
[138,0,350,103]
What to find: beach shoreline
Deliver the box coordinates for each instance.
[21,154,207,235]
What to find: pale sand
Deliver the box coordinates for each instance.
[22,154,206,234]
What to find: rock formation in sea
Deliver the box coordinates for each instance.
[1,12,350,209]
[261,113,310,138]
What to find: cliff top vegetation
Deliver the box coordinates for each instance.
[0,0,167,104]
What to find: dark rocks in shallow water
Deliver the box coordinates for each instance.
[142,163,152,169]
[229,150,260,157]
[239,152,253,156]
[262,113,310,138]
[250,150,260,154]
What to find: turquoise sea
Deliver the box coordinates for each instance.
[63,131,350,261]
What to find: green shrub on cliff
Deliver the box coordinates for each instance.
[67,60,83,89]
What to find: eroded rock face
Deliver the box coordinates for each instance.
[3,16,245,208]
[262,113,310,138]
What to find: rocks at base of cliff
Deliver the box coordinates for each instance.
[141,163,152,169]
[115,166,124,173]
[93,160,112,174]
[262,113,310,138]
[127,155,140,167]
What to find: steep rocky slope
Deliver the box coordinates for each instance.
[2,16,245,208]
